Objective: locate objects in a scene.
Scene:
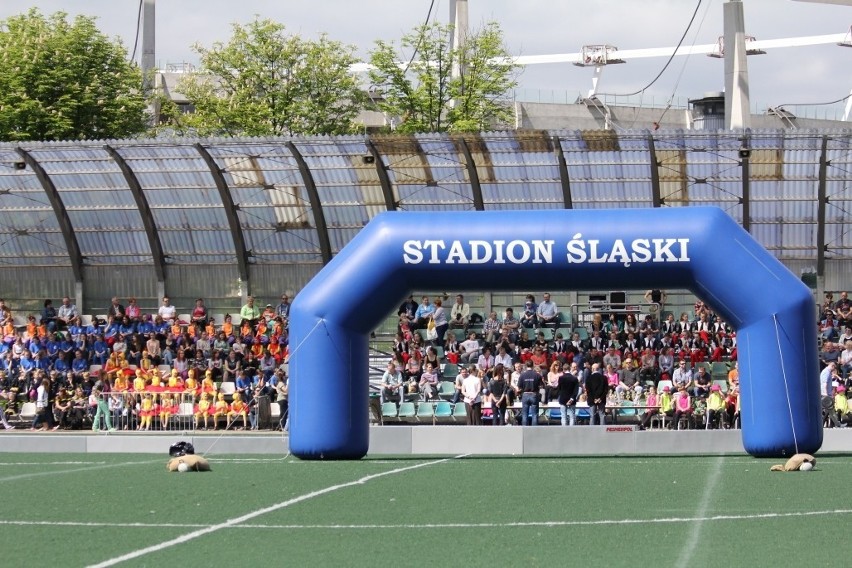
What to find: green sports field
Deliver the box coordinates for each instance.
[0,452,845,567]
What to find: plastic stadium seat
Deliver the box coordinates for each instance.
[219,382,236,396]
[397,402,416,420]
[416,402,435,423]
[19,402,37,421]
[537,328,554,341]
[438,381,456,400]
[211,313,226,326]
[657,380,673,393]
[434,401,453,421]
[88,364,103,377]
[381,402,398,419]
[80,314,94,327]
[452,402,468,421]
[574,327,589,341]
[712,379,729,394]
[177,314,191,326]
[442,363,459,380]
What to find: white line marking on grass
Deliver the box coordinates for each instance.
[0,461,107,466]
[8,508,852,532]
[86,454,468,568]
[675,455,724,567]
[0,459,160,483]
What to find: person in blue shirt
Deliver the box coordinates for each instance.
[137,316,155,336]
[153,315,170,337]
[103,316,120,344]
[414,296,435,330]
[45,334,61,359]
[20,350,38,376]
[53,357,70,375]
[71,350,88,377]
[91,335,109,366]
[59,335,74,363]
[234,370,252,402]
[118,316,136,337]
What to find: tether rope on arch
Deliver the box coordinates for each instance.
[772,313,800,455]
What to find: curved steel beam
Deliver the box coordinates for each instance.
[194,143,250,290]
[647,133,662,207]
[286,141,333,264]
[16,148,83,283]
[553,135,574,209]
[456,137,484,211]
[365,137,396,211]
[104,145,166,283]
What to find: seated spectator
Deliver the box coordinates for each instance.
[449,294,470,332]
[673,387,693,430]
[520,295,537,329]
[705,385,725,429]
[617,361,643,400]
[56,296,79,329]
[482,311,500,344]
[158,296,176,325]
[41,299,58,334]
[693,366,712,398]
[413,296,435,331]
[637,385,660,430]
[191,298,209,329]
[459,332,481,365]
[418,362,439,401]
[125,297,142,323]
[672,360,693,391]
[444,332,460,364]
[476,346,495,375]
[536,293,559,328]
[604,363,619,392]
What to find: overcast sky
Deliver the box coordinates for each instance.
[1,0,849,117]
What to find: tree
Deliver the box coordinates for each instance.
[368,22,519,133]
[171,18,365,137]
[0,9,148,141]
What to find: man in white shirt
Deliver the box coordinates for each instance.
[459,332,481,364]
[536,292,559,328]
[158,296,176,324]
[381,362,404,404]
[672,360,693,391]
[56,296,79,329]
[461,366,483,425]
[449,294,470,332]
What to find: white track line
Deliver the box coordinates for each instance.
[86,454,467,568]
[0,459,161,483]
[675,455,724,567]
[0,461,107,466]
[6,508,852,532]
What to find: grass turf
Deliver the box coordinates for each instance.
[0,452,846,567]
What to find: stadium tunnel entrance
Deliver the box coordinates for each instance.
[288,207,821,460]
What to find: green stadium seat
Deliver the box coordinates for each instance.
[438,381,456,400]
[452,402,468,421]
[381,402,398,420]
[574,327,589,341]
[434,401,453,422]
[442,363,459,380]
[712,379,729,394]
[416,402,435,423]
[397,402,416,420]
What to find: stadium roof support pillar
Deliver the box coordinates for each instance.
[195,143,251,298]
[553,135,574,209]
[817,135,828,276]
[457,137,484,210]
[365,138,396,211]
[286,141,333,264]
[740,132,751,233]
[104,145,166,295]
[647,133,661,207]
[16,147,84,306]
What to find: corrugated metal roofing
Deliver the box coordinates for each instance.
[0,129,846,272]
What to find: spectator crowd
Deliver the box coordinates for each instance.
[0,294,291,432]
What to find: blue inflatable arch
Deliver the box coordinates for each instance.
[289,207,820,459]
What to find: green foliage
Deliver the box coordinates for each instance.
[368,22,519,133]
[172,18,365,137]
[0,9,148,141]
